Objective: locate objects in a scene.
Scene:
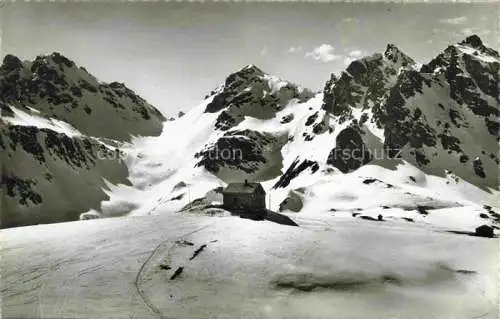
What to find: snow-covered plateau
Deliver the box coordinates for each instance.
[1,211,498,319]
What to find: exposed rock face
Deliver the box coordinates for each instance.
[0,119,129,228]
[384,44,417,68]
[320,35,499,190]
[322,44,416,123]
[273,157,319,189]
[380,70,438,165]
[326,126,372,173]
[194,129,286,182]
[0,52,165,141]
[420,37,499,123]
[472,158,486,179]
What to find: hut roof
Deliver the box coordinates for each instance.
[222,182,265,195]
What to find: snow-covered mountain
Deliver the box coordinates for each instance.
[1,36,499,230]
[0,53,165,227]
[1,36,499,319]
[98,35,498,227]
[322,35,499,190]
[0,53,165,141]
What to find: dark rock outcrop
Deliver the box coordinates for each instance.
[475,225,494,238]
[273,158,319,189]
[194,129,285,181]
[0,123,130,228]
[326,126,372,173]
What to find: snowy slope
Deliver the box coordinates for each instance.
[1,212,498,319]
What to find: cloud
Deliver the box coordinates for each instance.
[286,46,303,53]
[305,44,340,63]
[260,46,268,56]
[439,16,468,25]
[343,57,355,66]
[348,50,364,58]
[343,49,365,66]
[460,28,474,36]
[460,27,490,36]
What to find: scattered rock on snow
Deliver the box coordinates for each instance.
[170,193,184,201]
[417,206,430,215]
[159,263,171,270]
[280,113,294,124]
[172,181,187,191]
[278,190,304,212]
[475,225,494,238]
[175,240,194,246]
[170,267,184,280]
[472,158,486,178]
[363,178,379,184]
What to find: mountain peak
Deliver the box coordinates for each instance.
[35,52,76,69]
[0,51,165,141]
[204,62,312,125]
[238,64,265,76]
[243,63,258,70]
[1,54,23,72]
[221,64,266,89]
[385,43,400,53]
[383,44,415,67]
[459,35,483,49]
[457,35,499,57]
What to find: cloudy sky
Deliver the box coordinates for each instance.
[1,1,498,116]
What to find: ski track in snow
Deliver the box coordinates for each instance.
[134,224,212,319]
[1,213,498,319]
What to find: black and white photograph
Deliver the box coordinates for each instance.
[0,0,498,318]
